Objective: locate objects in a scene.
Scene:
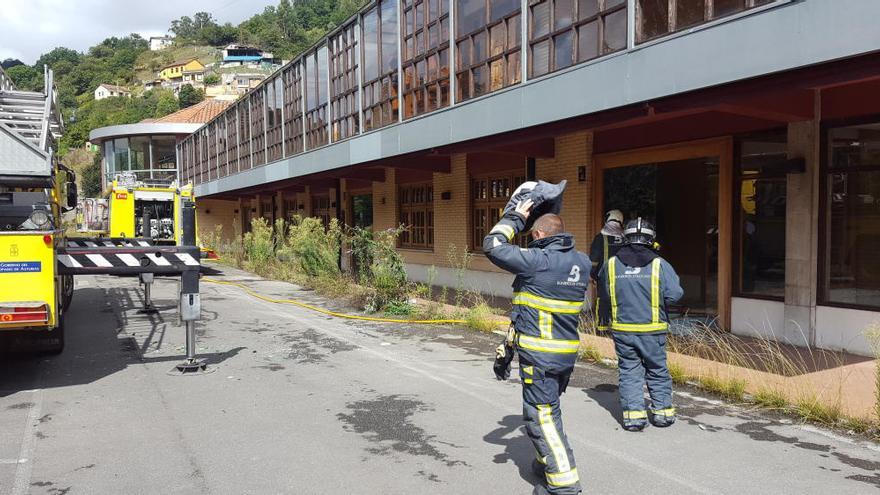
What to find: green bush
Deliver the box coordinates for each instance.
[283,215,340,278]
[243,217,274,274]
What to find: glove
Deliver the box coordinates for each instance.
[503,180,567,231]
[493,325,517,381]
[494,341,514,380]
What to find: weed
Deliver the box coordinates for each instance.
[752,388,788,410]
[446,244,473,308]
[795,395,841,424]
[385,300,415,317]
[698,374,746,402]
[579,343,604,363]
[465,303,501,332]
[668,362,688,384]
[865,323,880,423]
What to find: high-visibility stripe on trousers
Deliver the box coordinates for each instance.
[520,363,581,495]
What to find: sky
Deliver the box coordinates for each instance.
[0,0,279,64]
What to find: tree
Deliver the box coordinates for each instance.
[6,65,42,91]
[178,84,204,109]
[1,58,24,69]
[155,91,179,117]
[203,73,221,85]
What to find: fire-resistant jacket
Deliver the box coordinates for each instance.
[597,250,683,333]
[483,211,591,374]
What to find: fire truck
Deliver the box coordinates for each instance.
[1,66,205,370]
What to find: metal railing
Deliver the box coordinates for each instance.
[0,65,16,91]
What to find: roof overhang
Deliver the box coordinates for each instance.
[89,123,201,143]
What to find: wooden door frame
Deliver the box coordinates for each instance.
[592,137,734,329]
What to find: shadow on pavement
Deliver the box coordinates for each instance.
[483,414,542,488]
[583,383,625,428]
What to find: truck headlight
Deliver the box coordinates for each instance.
[30,210,50,227]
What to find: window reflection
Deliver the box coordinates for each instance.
[529,0,626,78]
[736,131,787,299]
[455,0,521,102]
[402,0,450,119]
[637,0,772,43]
[823,122,880,309]
[361,0,399,131]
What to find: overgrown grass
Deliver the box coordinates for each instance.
[866,323,880,423]
[698,374,747,402]
[465,303,502,332]
[753,388,788,410]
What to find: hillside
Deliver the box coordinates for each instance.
[4,0,367,156]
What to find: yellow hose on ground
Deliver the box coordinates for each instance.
[203,277,467,325]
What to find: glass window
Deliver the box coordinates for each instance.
[398,182,434,249]
[362,1,399,131]
[528,0,627,78]
[471,171,527,249]
[305,47,330,149]
[104,141,115,177]
[823,122,880,309]
[402,0,451,119]
[637,0,769,43]
[736,131,788,299]
[152,136,177,170]
[455,0,521,102]
[113,138,130,173]
[330,23,360,140]
[283,61,305,156]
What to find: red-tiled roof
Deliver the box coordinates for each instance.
[151,99,232,124]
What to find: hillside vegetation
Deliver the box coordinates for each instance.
[2,0,366,156]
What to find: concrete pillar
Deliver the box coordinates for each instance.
[784,117,821,347]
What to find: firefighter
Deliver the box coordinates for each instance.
[589,209,626,331]
[598,218,683,432]
[589,209,625,281]
[484,198,591,495]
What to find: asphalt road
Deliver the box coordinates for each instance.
[1,266,878,495]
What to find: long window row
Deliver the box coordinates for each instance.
[180,0,782,186]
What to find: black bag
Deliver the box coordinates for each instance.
[503,180,567,231]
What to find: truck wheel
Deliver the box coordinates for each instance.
[41,313,65,355]
[61,274,74,311]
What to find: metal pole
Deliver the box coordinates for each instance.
[173,202,208,374]
[142,210,152,240]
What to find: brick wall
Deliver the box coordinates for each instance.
[197,199,239,242]
[535,130,593,253]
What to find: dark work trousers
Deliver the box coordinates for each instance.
[520,361,581,494]
[612,332,673,417]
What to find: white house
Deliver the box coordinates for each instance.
[149,36,173,51]
[94,84,131,101]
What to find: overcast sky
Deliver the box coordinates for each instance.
[0,0,279,64]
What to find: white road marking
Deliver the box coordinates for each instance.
[11,388,42,495]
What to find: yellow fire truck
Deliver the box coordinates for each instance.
[0,66,72,352]
[78,173,195,245]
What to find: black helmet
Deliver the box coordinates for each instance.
[624,218,656,246]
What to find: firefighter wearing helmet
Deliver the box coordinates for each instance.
[597,218,684,431]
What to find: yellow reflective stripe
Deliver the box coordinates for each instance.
[490,223,515,241]
[537,405,571,474]
[539,310,553,339]
[517,335,580,354]
[651,258,661,325]
[512,292,583,314]
[623,410,648,419]
[653,407,676,417]
[611,322,669,332]
[524,378,533,384]
[522,366,534,375]
[547,468,579,487]
[608,258,618,323]
[536,451,547,465]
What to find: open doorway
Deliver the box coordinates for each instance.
[604,159,719,316]
[595,138,733,327]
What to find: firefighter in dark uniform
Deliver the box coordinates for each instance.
[598,218,683,431]
[589,209,626,331]
[484,198,591,495]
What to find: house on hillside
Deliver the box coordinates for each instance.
[159,58,206,81]
[149,36,173,51]
[220,44,282,70]
[94,84,131,100]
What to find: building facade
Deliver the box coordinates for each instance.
[94,84,131,100]
[91,99,230,188]
[179,0,880,357]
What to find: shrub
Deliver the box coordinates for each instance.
[243,217,274,274]
[284,216,340,278]
[465,302,501,332]
[346,225,409,312]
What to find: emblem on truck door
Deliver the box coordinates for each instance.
[9,244,18,257]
